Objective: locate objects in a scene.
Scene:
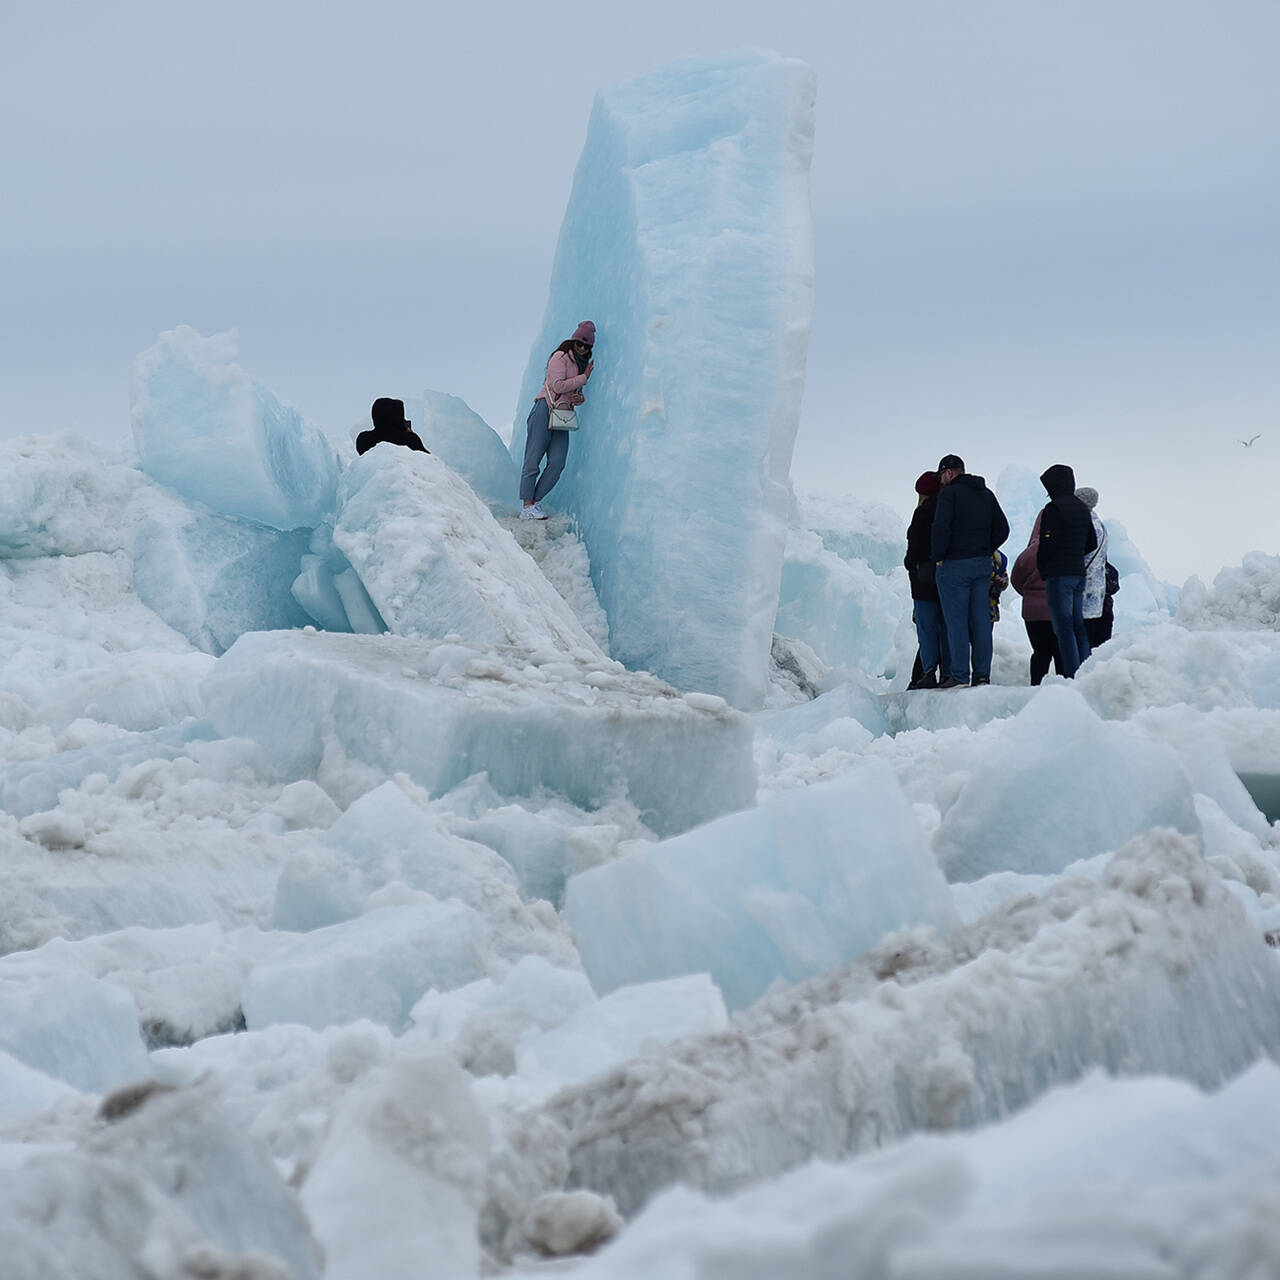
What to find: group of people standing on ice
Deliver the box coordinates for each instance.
[905,455,1117,690]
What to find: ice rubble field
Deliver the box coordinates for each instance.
[3,49,1280,1280]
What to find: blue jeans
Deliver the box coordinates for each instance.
[519,398,569,503]
[1045,575,1090,677]
[936,557,994,683]
[913,599,950,677]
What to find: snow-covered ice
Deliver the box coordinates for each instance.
[202,628,755,833]
[1,48,1279,1280]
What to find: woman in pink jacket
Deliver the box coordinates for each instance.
[519,320,595,520]
[1011,512,1063,685]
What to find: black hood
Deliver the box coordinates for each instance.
[1040,464,1077,498]
[371,397,410,432]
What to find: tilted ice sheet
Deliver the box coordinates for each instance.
[512,50,816,708]
[775,525,911,679]
[565,760,956,1009]
[546,830,1280,1216]
[201,629,755,835]
[131,325,342,531]
[407,389,519,511]
[933,686,1200,881]
[334,449,603,660]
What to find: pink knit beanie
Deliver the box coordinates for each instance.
[571,321,596,345]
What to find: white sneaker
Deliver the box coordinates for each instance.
[520,503,548,521]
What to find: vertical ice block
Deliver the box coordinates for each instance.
[512,51,816,708]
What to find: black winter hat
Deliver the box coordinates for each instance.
[937,454,964,473]
[371,397,410,430]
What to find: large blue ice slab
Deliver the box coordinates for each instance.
[512,51,816,709]
[131,326,342,531]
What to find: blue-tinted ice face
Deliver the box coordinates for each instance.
[511,51,818,709]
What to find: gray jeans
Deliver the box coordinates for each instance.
[519,397,569,503]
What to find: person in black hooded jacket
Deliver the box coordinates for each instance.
[356,397,429,457]
[1036,463,1097,677]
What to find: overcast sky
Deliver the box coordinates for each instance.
[3,0,1277,583]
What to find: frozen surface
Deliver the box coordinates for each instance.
[565,761,955,1009]
[408,389,519,510]
[131,325,342,531]
[203,629,755,834]
[334,448,603,659]
[512,50,816,708]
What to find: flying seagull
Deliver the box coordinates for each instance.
[1239,434,1261,447]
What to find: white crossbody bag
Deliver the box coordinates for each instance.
[543,380,580,431]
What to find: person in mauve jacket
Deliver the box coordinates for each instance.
[904,470,950,689]
[1036,463,1098,677]
[930,454,1010,688]
[1011,512,1062,685]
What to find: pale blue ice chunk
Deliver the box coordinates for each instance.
[131,325,342,530]
[272,781,578,970]
[242,902,488,1033]
[756,680,892,756]
[92,1081,324,1279]
[132,506,312,653]
[406,389,518,510]
[793,492,910,578]
[0,972,150,1093]
[202,630,756,836]
[446,804,618,907]
[332,565,386,634]
[512,51,817,708]
[516,973,728,1090]
[775,528,910,677]
[411,955,596,1043]
[564,760,954,1009]
[0,1048,80,1119]
[0,720,216,819]
[291,553,354,632]
[934,687,1200,882]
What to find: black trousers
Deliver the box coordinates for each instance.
[1025,619,1062,685]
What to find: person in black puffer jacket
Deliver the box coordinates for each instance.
[904,470,950,688]
[1036,463,1098,677]
[356,397,429,457]
[930,454,1010,687]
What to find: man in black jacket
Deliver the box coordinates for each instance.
[1036,463,1098,677]
[356,398,429,457]
[930,454,1010,688]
